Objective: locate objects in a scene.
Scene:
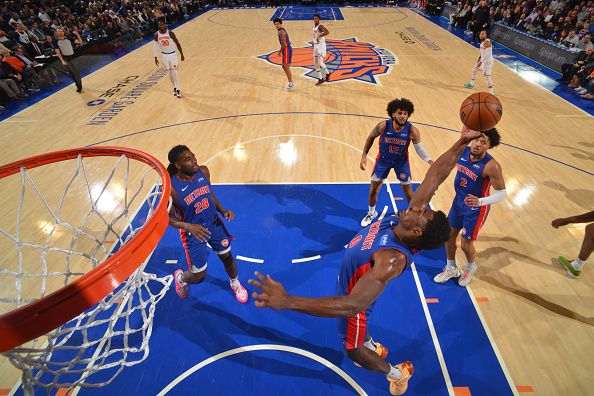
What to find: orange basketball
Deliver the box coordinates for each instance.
[459,92,503,131]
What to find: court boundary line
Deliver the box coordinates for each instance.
[87,112,594,177]
[155,344,367,396]
[385,182,455,396]
[466,286,520,396]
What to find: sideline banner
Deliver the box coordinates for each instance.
[489,23,575,72]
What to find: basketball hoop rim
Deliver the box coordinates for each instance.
[0,147,171,353]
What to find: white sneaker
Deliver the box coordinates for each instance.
[360,210,378,227]
[433,265,462,283]
[286,82,294,90]
[458,266,477,287]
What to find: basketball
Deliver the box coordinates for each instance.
[459,92,503,131]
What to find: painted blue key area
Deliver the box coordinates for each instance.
[20,183,513,395]
[271,6,344,21]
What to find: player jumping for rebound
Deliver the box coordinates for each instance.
[312,14,331,85]
[464,29,494,94]
[154,19,185,98]
[249,127,484,395]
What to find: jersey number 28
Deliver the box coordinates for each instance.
[194,198,209,214]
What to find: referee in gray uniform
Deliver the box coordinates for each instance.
[53,29,82,93]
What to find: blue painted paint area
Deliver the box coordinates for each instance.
[270,6,344,21]
[416,11,594,116]
[17,183,514,395]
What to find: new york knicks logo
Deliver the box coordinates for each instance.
[258,38,397,84]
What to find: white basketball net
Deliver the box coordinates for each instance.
[0,153,173,395]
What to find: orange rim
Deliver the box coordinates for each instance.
[0,147,171,353]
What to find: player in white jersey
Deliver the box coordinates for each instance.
[312,14,331,86]
[154,20,185,98]
[463,29,494,94]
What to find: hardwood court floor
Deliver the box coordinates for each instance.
[1,7,593,395]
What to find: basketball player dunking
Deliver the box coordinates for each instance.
[273,18,294,90]
[249,127,483,396]
[312,14,331,85]
[360,98,433,227]
[154,20,185,98]
[434,128,507,286]
[464,29,494,94]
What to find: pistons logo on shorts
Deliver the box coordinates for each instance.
[221,239,229,248]
[461,228,467,236]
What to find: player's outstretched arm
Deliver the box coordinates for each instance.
[248,249,406,318]
[409,126,482,209]
[552,211,594,228]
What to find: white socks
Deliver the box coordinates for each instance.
[388,365,403,380]
[363,338,377,351]
[368,206,376,214]
[466,262,477,271]
[446,259,456,269]
[230,277,240,287]
[571,258,584,271]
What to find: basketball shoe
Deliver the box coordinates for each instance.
[458,265,477,286]
[387,360,414,395]
[175,89,182,98]
[463,83,475,88]
[174,269,188,299]
[558,256,581,277]
[326,72,332,82]
[286,82,295,90]
[230,279,249,303]
[315,78,325,86]
[361,210,378,227]
[433,265,461,283]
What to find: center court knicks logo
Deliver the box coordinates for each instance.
[258,38,397,84]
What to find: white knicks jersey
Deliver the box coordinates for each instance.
[313,25,325,45]
[480,38,493,64]
[157,29,176,53]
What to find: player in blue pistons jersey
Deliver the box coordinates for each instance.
[166,145,248,303]
[360,98,434,228]
[434,128,507,287]
[249,127,483,396]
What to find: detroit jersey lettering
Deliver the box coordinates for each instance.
[453,147,493,213]
[171,169,217,227]
[378,120,412,163]
[337,216,415,310]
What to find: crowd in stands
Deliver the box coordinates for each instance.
[0,0,206,112]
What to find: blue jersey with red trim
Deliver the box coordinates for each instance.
[377,120,411,164]
[277,28,291,47]
[453,147,493,213]
[171,170,218,227]
[337,216,415,309]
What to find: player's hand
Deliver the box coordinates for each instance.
[464,194,480,207]
[154,57,159,66]
[61,60,67,66]
[222,209,235,221]
[248,271,290,310]
[551,218,570,228]
[186,223,211,242]
[460,125,482,142]
[359,156,367,171]
[181,54,185,61]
